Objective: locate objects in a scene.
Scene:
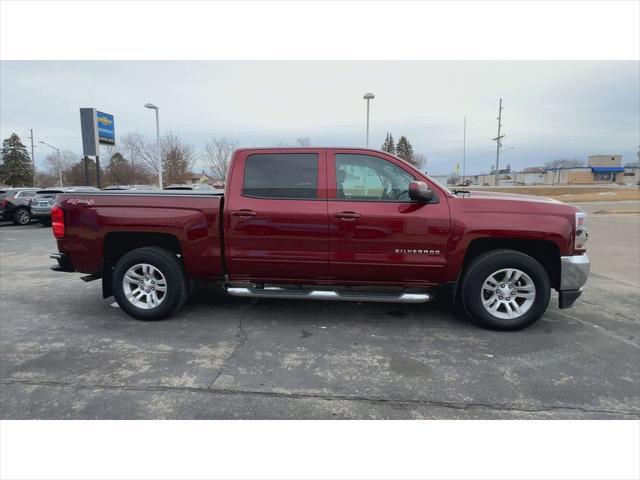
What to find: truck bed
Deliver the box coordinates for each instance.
[55,190,225,279]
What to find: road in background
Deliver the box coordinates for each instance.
[573,201,640,287]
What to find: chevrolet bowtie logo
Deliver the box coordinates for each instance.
[395,249,440,255]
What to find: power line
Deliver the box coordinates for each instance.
[492,98,505,185]
[26,129,36,187]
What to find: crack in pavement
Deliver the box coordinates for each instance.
[1,378,638,417]
[206,299,253,389]
[553,310,640,349]
[588,272,640,290]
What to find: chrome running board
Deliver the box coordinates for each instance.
[226,286,432,304]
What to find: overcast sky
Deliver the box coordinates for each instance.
[1,61,638,175]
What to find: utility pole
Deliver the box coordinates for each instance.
[492,98,504,186]
[27,129,36,187]
[462,117,467,184]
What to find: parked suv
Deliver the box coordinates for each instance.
[31,186,99,226]
[0,188,39,225]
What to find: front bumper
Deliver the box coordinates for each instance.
[558,254,590,309]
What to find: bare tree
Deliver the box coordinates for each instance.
[35,171,58,188]
[162,133,194,185]
[103,151,153,186]
[120,133,159,174]
[544,158,584,185]
[44,150,77,185]
[413,153,427,171]
[121,132,194,185]
[272,137,312,147]
[203,137,237,182]
[447,172,461,185]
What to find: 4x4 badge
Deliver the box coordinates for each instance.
[395,249,440,255]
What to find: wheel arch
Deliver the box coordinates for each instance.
[453,238,561,300]
[101,232,183,298]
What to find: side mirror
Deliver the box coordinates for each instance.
[408,181,434,203]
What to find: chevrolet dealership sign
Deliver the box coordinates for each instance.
[80,108,115,156]
[96,111,115,145]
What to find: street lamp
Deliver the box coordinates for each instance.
[39,141,63,187]
[144,103,162,188]
[363,92,375,147]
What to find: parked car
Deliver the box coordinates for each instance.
[103,185,159,191]
[0,188,39,225]
[50,147,590,330]
[164,183,215,191]
[31,186,99,226]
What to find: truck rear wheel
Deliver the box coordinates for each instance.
[460,249,550,330]
[112,247,188,321]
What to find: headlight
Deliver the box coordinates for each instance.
[575,211,588,251]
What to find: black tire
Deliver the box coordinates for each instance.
[39,218,52,227]
[12,208,31,225]
[112,247,188,321]
[460,249,550,331]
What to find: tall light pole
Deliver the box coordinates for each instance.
[39,140,62,187]
[144,103,162,188]
[363,92,374,147]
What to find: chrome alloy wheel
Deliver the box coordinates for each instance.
[122,263,167,310]
[480,268,536,320]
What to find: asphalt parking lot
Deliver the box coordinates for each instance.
[1,203,639,419]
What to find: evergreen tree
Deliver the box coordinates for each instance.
[381,132,396,154]
[106,152,131,185]
[0,133,33,186]
[396,136,414,164]
[381,133,389,152]
[65,157,104,187]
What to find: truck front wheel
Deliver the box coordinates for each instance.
[112,247,188,321]
[460,249,550,330]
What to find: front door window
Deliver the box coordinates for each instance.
[336,154,414,201]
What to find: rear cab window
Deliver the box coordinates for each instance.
[242,153,319,199]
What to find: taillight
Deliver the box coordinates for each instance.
[51,205,65,239]
[575,211,588,251]
[0,199,6,208]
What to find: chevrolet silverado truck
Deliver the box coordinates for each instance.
[49,147,590,330]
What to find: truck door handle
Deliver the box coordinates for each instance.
[231,209,257,217]
[334,211,361,220]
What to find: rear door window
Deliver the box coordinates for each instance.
[243,153,318,199]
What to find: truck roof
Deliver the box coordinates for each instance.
[233,147,391,155]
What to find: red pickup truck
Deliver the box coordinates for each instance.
[50,147,590,330]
